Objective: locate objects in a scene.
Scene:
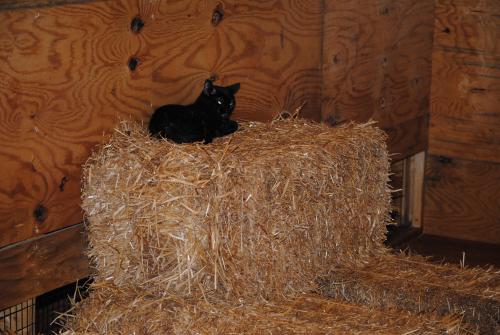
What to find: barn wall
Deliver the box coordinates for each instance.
[0,0,325,308]
[0,0,324,250]
[321,0,435,161]
[0,0,434,309]
[424,0,500,243]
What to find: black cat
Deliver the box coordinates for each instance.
[148,79,240,144]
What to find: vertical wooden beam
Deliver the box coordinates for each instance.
[402,151,425,228]
[390,151,425,229]
[389,159,404,225]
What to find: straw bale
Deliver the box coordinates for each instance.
[62,283,467,335]
[82,119,391,300]
[317,253,500,334]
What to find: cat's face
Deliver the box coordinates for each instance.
[203,80,240,118]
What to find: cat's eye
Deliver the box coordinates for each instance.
[217,97,224,105]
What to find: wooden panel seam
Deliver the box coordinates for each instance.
[383,114,429,161]
[0,0,105,11]
[0,221,82,252]
[429,0,500,163]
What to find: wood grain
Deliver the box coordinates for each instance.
[0,0,323,248]
[321,0,434,131]
[425,0,500,244]
[383,114,428,161]
[147,1,323,122]
[429,0,500,162]
[423,155,500,244]
[0,223,90,310]
[434,0,499,55]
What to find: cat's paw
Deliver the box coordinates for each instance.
[218,120,238,136]
[227,120,238,132]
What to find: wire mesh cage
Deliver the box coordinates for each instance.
[0,299,35,335]
[0,278,91,335]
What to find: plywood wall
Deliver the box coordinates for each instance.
[0,0,436,308]
[430,0,499,163]
[425,0,500,243]
[0,0,324,249]
[321,0,435,160]
[424,156,500,244]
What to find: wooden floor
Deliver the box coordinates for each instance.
[387,227,500,268]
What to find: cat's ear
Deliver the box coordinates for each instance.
[203,79,216,96]
[226,83,240,95]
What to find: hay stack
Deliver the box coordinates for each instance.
[82,119,391,300]
[63,283,466,334]
[317,253,500,334]
[65,118,500,334]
